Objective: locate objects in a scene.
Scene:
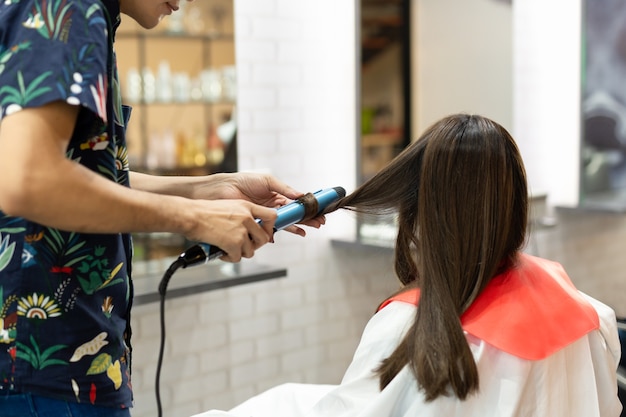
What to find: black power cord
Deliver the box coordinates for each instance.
[155,244,215,417]
[154,243,228,416]
[155,257,185,417]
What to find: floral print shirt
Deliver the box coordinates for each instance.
[0,0,134,409]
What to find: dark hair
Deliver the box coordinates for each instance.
[325,114,529,401]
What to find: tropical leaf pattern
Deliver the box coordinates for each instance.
[0,70,53,110]
[0,0,133,408]
[0,233,17,272]
[70,332,108,362]
[31,0,73,41]
[15,335,67,369]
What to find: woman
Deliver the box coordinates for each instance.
[196,114,622,417]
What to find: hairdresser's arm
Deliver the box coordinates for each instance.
[130,171,296,204]
[129,167,326,236]
[0,101,275,261]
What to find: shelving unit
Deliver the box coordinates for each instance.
[115,3,236,177]
[114,1,237,261]
[359,0,410,184]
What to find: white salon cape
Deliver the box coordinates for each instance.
[193,254,622,417]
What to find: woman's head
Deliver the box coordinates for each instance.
[327,114,529,400]
[331,113,528,296]
[416,114,528,310]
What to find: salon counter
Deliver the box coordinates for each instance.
[330,215,396,254]
[132,259,287,305]
[331,236,395,253]
[331,192,551,254]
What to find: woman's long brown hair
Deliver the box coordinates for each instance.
[325,114,528,401]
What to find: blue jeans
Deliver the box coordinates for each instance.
[0,392,131,417]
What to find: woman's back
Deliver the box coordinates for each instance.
[195,254,621,417]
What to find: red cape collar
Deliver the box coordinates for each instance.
[377,253,600,360]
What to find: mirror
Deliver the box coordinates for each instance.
[581,0,626,211]
[356,0,514,244]
[356,0,411,245]
[359,0,411,184]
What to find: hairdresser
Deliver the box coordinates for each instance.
[0,0,323,415]
[195,114,621,417]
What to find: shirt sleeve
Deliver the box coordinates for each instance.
[0,0,110,123]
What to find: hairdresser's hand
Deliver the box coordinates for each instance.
[186,198,277,262]
[195,172,326,236]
